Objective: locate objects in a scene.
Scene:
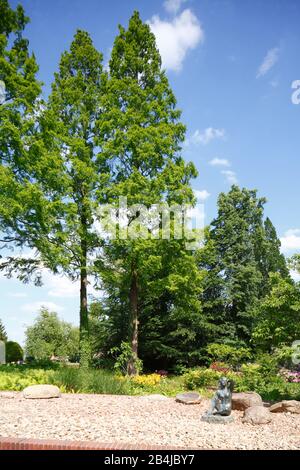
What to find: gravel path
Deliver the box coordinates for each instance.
[0,392,299,450]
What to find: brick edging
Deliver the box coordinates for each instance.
[0,437,194,451]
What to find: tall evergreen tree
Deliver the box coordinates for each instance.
[200,186,289,344]
[0,0,42,259]
[97,11,197,374]
[34,31,107,366]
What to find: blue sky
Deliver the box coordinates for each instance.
[2,0,300,344]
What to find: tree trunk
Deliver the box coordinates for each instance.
[127,266,139,376]
[79,216,90,368]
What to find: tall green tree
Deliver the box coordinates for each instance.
[97,11,197,374]
[0,0,42,259]
[252,273,300,351]
[199,186,289,344]
[36,30,107,366]
[25,308,79,361]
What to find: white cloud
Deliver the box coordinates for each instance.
[290,270,300,283]
[222,170,238,185]
[209,158,230,167]
[191,128,226,145]
[164,0,188,14]
[8,292,28,298]
[21,301,64,314]
[45,272,79,298]
[194,189,210,201]
[148,9,204,72]
[256,47,280,78]
[270,78,279,88]
[280,229,300,253]
[186,205,205,230]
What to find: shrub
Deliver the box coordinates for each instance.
[6,342,23,363]
[111,342,143,376]
[183,368,240,390]
[0,365,53,391]
[131,373,161,388]
[210,362,231,373]
[50,367,130,395]
[206,343,252,368]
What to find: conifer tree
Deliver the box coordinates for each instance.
[98,11,197,374]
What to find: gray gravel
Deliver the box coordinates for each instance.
[0,392,299,449]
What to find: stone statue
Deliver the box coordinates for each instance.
[202,376,234,423]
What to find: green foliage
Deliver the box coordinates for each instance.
[0,318,7,341]
[272,345,295,368]
[6,341,23,362]
[0,5,297,381]
[50,367,130,395]
[95,11,198,373]
[199,186,290,345]
[25,308,79,361]
[206,343,252,367]
[183,368,239,390]
[0,364,129,394]
[182,362,300,401]
[252,273,300,350]
[0,0,42,258]
[111,341,143,375]
[0,365,55,391]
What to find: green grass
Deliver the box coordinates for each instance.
[50,367,130,395]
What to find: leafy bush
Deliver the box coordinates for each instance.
[110,341,143,376]
[0,365,54,391]
[210,362,231,373]
[183,368,241,389]
[131,373,161,388]
[0,365,130,394]
[206,343,252,368]
[272,346,296,368]
[6,342,23,363]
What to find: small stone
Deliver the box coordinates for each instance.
[270,400,300,414]
[139,394,169,400]
[23,384,61,399]
[176,392,202,405]
[201,413,234,424]
[242,405,272,425]
[232,392,263,411]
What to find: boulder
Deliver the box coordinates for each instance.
[232,392,263,411]
[23,384,61,399]
[242,405,272,425]
[176,392,202,405]
[269,400,300,414]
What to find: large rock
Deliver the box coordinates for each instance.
[270,400,300,414]
[176,392,202,405]
[232,392,263,411]
[242,405,272,425]
[23,384,61,399]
